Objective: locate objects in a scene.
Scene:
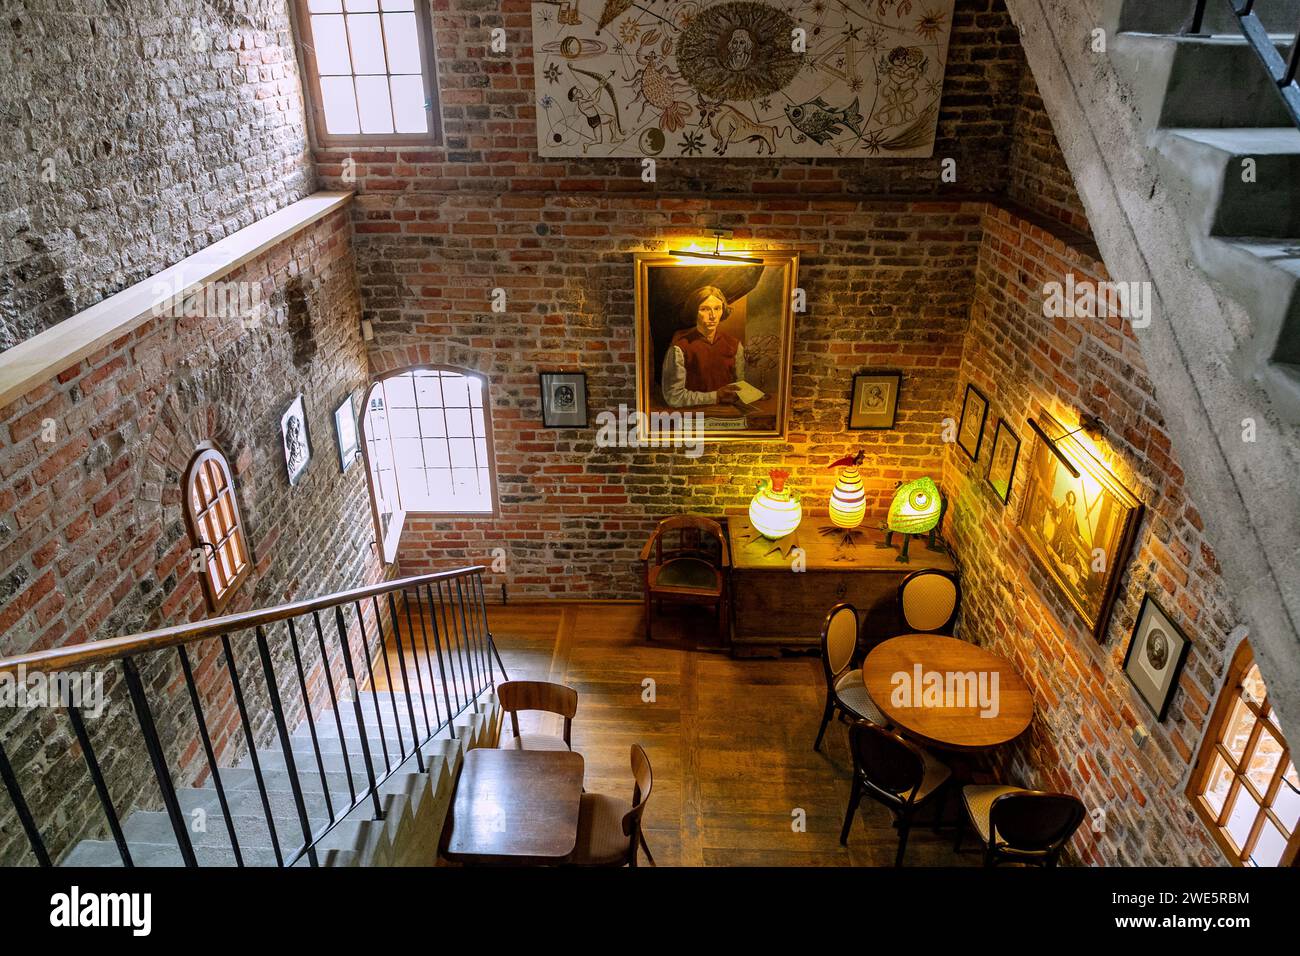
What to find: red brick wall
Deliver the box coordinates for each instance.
[942,204,1232,866]
[0,208,385,863]
[1007,69,1091,234]
[364,197,985,596]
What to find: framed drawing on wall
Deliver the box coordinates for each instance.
[985,419,1020,505]
[539,371,588,428]
[1018,412,1144,641]
[955,383,988,460]
[333,393,359,472]
[634,251,798,442]
[848,371,901,429]
[1123,593,1192,721]
[280,394,312,486]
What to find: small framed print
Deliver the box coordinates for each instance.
[1123,593,1192,722]
[333,393,359,472]
[985,418,1021,505]
[848,371,901,429]
[540,371,588,428]
[280,393,312,486]
[956,383,988,460]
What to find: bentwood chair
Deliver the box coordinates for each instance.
[639,515,730,642]
[496,680,578,752]
[841,720,952,866]
[956,785,1085,867]
[814,603,891,751]
[568,744,655,867]
[899,568,961,634]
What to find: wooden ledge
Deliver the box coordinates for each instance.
[0,190,353,410]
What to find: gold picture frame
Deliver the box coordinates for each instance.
[634,251,798,442]
[1017,412,1144,641]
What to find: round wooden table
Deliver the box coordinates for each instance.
[863,634,1034,752]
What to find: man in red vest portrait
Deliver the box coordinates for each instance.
[661,285,745,407]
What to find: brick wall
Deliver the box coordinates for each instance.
[0,208,384,863]
[1007,69,1091,233]
[363,196,984,597]
[0,1,314,351]
[942,204,1233,866]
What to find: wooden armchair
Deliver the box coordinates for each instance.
[639,515,730,642]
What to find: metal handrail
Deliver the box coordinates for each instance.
[1185,0,1300,127]
[0,566,507,868]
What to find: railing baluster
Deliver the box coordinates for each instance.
[1285,16,1300,85]
[286,619,334,824]
[0,735,51,866]
[410,588,444,733]
[253,626,318,867]
[386,592,425,772]
[334,606,384,819]
[371,595,407,761]
[454,576,483,698]
[221,634,283,866]
[399,589,433,737]
[311,610,357,807]
[425,583,458,738]
[120,657,198,867]
[66,703,132,867]
[438,579,468,710]
[177,646,243,867]
[353,600,392,772]
[474,574,509,682]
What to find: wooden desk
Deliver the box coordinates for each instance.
[726,515,957,657]
[862,634,1033,752]
[443,749,585,865]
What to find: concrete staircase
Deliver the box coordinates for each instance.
[1109,0,1300,420]
[60,690,503,867]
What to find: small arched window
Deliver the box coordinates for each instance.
[183,444,252,613]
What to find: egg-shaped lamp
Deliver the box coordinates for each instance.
[828,451,867,529]
[750,469,802,539]
[887,476,943,535]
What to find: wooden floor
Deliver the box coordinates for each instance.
[388,600,978,866]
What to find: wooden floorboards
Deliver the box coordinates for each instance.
[389,600,979,867]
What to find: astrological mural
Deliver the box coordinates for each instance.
[532,0,956,158]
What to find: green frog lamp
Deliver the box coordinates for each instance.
[882,476,944,563]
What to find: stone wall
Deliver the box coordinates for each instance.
[1,1,314,351]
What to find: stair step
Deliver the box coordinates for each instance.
[61,838,280,867]
[1111,0,1300,36]
[1111,33,1297,129]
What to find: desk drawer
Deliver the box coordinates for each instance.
[731,569,903,655]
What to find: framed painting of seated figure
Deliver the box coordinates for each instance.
[633,251,798,442]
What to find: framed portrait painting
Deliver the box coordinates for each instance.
[634,251,798,442]
[1123,593,1192,722]
[1017,412,1144,641]
[985,418,1020,505]
[333,393,359,472]
[539,371,588,428]
[848,371,901,429]
[956,383,988,460]
[281,394,312,486]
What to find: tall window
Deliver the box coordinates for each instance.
[292,0,441,145]
[360,367,498,561]
[1188,639,1299,866]
[183,445,252,613]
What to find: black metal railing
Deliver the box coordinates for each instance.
[0,567,506,867]
[1185,0,1300,126]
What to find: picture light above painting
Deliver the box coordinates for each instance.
[532,0,956,158]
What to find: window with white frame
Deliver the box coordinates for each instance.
[361,368,497,534]
[293,0,441,144]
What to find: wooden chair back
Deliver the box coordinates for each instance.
[819,603,860,688]
[989,790,1085,861]
[621,744,654,857]
[640,515,730,569]
[849,720,926,809]
[899,569,960,633]
[497,680,578,746]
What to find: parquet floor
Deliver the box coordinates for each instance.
[388,600,978,866]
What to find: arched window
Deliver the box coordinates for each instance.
[360,367,498,562]
[1188,639,1298,866]
[183,444,252,613]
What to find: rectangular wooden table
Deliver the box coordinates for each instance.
[727,514,957,657]
[443,748,585,865]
